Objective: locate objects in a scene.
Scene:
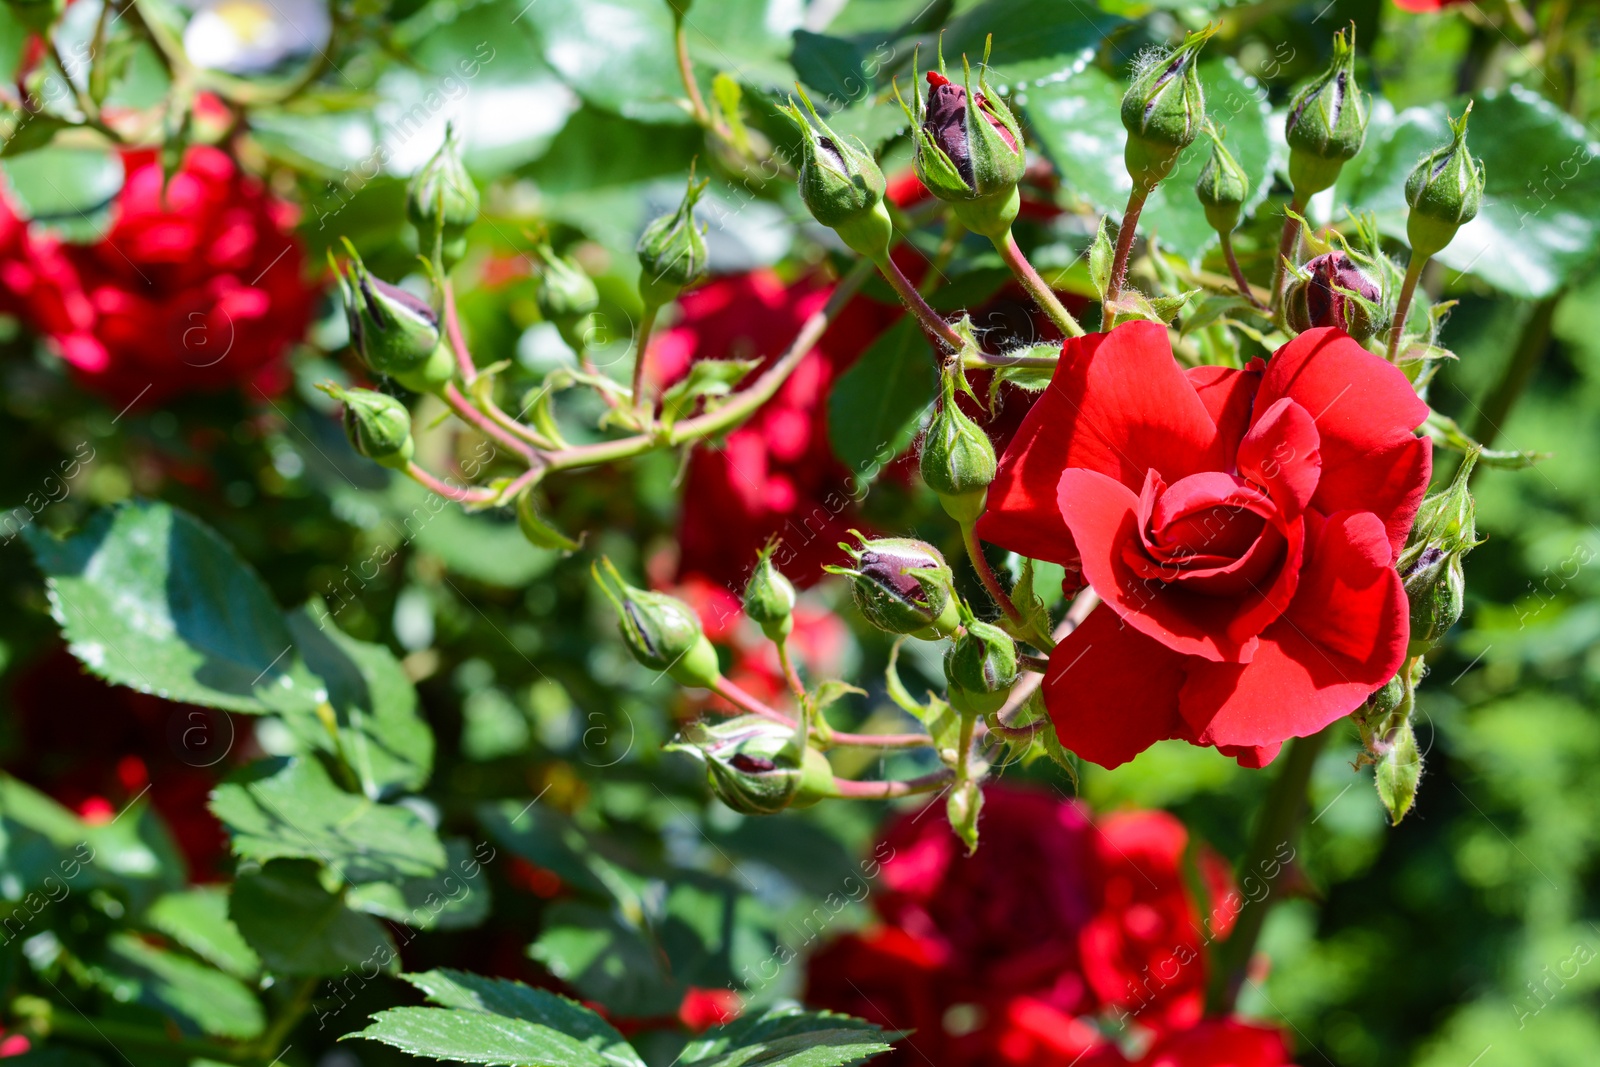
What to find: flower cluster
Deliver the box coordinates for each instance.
[0,146,316,406]
[804,785,1285,1064]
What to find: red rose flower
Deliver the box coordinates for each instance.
[1392,0,1467,11]
[978,323,1430,768]
[1083,1019,1298,1066]
[0,145,315,406]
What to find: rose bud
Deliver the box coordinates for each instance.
[1121,25,1213,193]
[1285,26,1368,201]
[919,371,996,524]
[534,243,600,352]
[333,246,454,394]
[637,170,710,306]
[408,124,479,268]
[1405,103,1485,260]
[666,716,837,815]
[943,618,1018,715]
[779,89,893,260]
[826,534,959,639]
[1285,251,1384,342]
[897,38,1026,238]
[743,541,797,641]
[1194,129,1250,236]
[517,492,580,553]
[592,557,721,688]
[1398,449,1481,655]
[320,384,414,470]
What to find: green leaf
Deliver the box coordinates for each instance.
[25,501,319,716]
[941,0,1121,87]
[809,680,866,714]
[827,316,936,473]
[660,358,761,428]
[0,115,67,158]
[231,860,398,977]
[145,887,262,979]
[0,144,123,241]
[478,799,645,909]
[351,968,643,1067]
[1088,215,1114,300]
[283,604,434,798]
[210,757,448,884]
[676,1006,895,1067]
[346,837,493,930]
[1338,86,1600,299]
[95,933,265,1040]
[521,0,689,124]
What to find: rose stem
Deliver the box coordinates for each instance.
[1204,725,1333,1016]
[712,675,931,749]
[1221,232,1268,311]
[1103,185,1151,320]
[442,382,541,464]
[873,254,966,351]
[630,302,661,419]
[960,521,1054,651]
[673,11,712,127]
[832,769,954,799]
[442,279,477,383]
[1386,255,1427,363]
[404,462,497,504]
[1269,199,1306,312]
[775,638,808,705]
[1017,653,1050,674]
[995,230,1086,338]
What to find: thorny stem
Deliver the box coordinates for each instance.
[1270,200,1305,312]
[712,675,931,750]
[962,522,1054,651]
[1387,255,1427,363]
[631,303,662,421]
[1104,185,1151,320]
[1221,233,1268,311]
[831,769,954,799]
[1205,726,1333,1017]
[874,254,966,350]
[964,349,1059,370]
[996,230,1086,338]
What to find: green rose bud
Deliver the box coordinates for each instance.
[320,384,414,470]
[332,245,455,394]
[407,124,479,269]
[920,371,996,524]
[534,244,600,324]
[667,716,838,815]
[897,38,1026,238]
[944,617,1018,715]
[1285,26,1368,201]
[1121,26,1213,193]
[825,534,959,639]
[1398,450,1480,655]
[593,557,720,688]
[743,541,797,641]
[1194,126,1250,235]
[637,170,710,306]
[779,88,893,260]
[1405,103,1485,261]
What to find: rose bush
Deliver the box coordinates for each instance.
[979,322,1430,768]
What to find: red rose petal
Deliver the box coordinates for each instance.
[1185,362,1261,470]
[1237,396,1321,515]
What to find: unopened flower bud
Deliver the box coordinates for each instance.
[1398,450,1480,655]
[667,716,837,815]
[534,244,600,324]
[1121,26,1213,192]
[333,246,454,394]
[1285,251,1384,342]
[637,170,710,305]
[408,124,479,268]
[920,372,996,524]
[1195,129,1249,236]
[944,618,1018,715]
[593,557,720,688]
[780,89,892,260]
[825,534,959,639]
[1405,103,1484,261]
[320,384,413,470]
[899,39,1025,238]
[1285,26,1368,200]
[743,541,796,641]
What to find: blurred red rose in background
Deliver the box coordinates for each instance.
[0,145,316,406]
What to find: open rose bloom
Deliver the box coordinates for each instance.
[980,322,1431,768]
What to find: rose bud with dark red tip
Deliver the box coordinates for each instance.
[826,534,959,638]
[333,244,454,394]
[665,715,837,815]
[593,557,721,688]
[1285,251,1385,342]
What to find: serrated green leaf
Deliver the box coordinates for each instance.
[25,501,319,716]
[353,969,642,1067]
[677,1006,894,1067]
[283,603,434,799]
[346,837,492,930]
[210,757,447,884]
[231,859,397,977]
[95,933,264,1040]
[145,886,261,979]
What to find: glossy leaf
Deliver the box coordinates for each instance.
[96,933,265,1040]
[346,837,493,930]
[677,1006,895,1067]
[231,860,398,977]
[145,886,262,979]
